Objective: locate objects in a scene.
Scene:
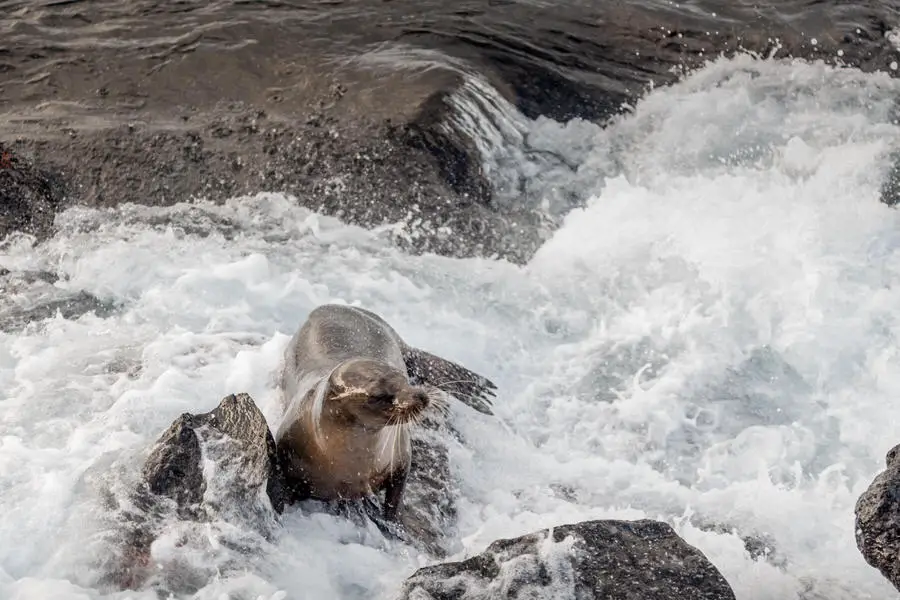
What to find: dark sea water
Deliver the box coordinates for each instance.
[3,0,900,123]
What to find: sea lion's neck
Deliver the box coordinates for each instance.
[303,394,378,443]
[307,407,408,470]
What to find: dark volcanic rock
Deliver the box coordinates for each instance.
[141,413,204,509]
[141,392,287,517]
[397,519,736,600]
[0,143,67,240]
[103,393,285,593]
[855,443,900,592]
[2,104,541,263]
[397,413,460,558]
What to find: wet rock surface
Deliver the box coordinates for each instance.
[396,413,461,558]
[140,392,287,518]
[2,105,542,263]
[0,143,67,240]
[855,442,900,593]
[107,393,284,593]
[0,267,119,332]
[396,519,737,600]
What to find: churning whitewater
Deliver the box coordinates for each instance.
[3,53,900,599]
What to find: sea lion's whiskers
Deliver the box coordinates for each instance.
[308,370,339,449]
[427,385,493,414]
[387,418,406,474]
[379,415,403,474]
[376,418,394,463]
[424,388,451,417]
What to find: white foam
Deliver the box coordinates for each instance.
[3,53,900,599]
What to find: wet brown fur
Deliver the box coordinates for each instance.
[274,304,495,520]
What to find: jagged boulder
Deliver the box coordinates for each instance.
[103,393,285,593]
[855,443,900,592]
[141,392,286,518]
[396,519,736,600]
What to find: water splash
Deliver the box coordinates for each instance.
[3,53,900,599]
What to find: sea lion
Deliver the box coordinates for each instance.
[274,303,496,520]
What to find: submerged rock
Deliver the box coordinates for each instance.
[0,268,120,332]
[854,443,900,592]
[396,519,736,600]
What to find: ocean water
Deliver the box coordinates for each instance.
[3,53,900,599]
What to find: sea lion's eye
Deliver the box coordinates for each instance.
[370,394,393,405]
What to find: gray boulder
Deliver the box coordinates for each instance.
[103,393,285,594]
[141,391,286,518]
[0,268,119,333]
[397,519,736,600]
[855,443,900,592]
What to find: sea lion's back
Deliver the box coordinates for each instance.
[295,304,405,372]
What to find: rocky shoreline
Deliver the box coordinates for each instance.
[0,91,543,263]
[5,0,900,265]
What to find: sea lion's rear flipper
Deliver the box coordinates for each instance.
[402,347,497,415]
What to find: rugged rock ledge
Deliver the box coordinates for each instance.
[4,0,900,265]
[0,101,541,263]
[855,442,900,593]
[140,392,286,519]
[396,519,737,600]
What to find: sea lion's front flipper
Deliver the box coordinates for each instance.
[402,347,497,415]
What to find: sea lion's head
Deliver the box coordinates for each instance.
[322,359,431,430]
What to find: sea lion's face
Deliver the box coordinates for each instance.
[326,359,430,429]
